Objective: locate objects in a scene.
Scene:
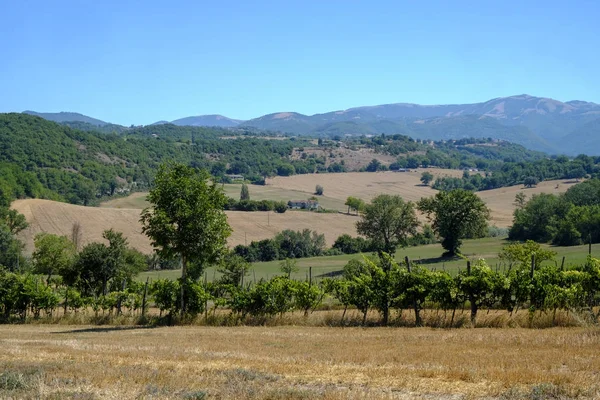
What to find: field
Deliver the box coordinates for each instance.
[101,171,576,227]
[138,237,600,282]
[13,199,358,255]
[1,324,599,399]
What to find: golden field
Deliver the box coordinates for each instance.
[12,199,359,255]
[12,170,578,255]
[1,323,599,399]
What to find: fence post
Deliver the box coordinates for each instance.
[560,256,565,271]
[204,271,209,321]
[405,256,411,272]
[141,277,149,318]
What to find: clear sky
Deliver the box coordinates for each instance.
[1,1,598,125]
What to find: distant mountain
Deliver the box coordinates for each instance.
[169,114,242,128]
[557,117,600,156]
[23,111,108,126]
[20,95,600,154]
[241,95,600,154]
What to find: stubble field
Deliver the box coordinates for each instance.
[1,324,599,399]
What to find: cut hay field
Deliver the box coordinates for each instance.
[12,199,358,255]
[99,171,577,228]
[1,324,599,399]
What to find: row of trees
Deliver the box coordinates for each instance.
[233,229,327,262]
[3,243,599,327]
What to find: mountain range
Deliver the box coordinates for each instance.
[22,94,600,155]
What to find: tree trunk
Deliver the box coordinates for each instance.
[180,255,187,318]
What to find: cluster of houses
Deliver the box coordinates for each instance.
[287,199,320,210]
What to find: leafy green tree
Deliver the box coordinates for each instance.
[498,241,556,269]
[345,196,364,215]
[294,281,324,316]
[523,176,539,188]
[420,172,434,186]
[456,259,497,325]
[356,194,419,256]
[32,233,76,283]
[418,189,490,256]
[218,253,251,286]
[0,208,27,234]
[0,225,24,272]
[279,258,298,278]
[509,193,568,242]
[356,195,419,325]
[240,183,250,201]
[141,162,231,315]
[563,179,600,206]
[514,192,527,209]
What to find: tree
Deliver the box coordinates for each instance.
[366,159,382,172]
[345,196,365,215]
[315,184,324,196]
[0,208,27,235]
[356,195,419,325]
[420,172,434,186]
[218,253,251,286]
[524,176,539,188]
[32,233,76,284]
[514,192,527,209]
[140,162,231,315]
[240,183,250,201]
[0,225,24,271]
[279,258,298,278]
[418,189,490,256]
[356,194,419,255]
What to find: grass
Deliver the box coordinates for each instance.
[138,236,600,282]
[1,324,599,399]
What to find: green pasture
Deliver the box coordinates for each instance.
[137,237,600,283]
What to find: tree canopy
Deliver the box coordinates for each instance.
[140,162,231,314]
[418,189,490,256]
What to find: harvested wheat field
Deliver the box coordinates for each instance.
[12,199,358,254]
[1,324,599,399]
[267,169,461,205]
[479,179,577,227]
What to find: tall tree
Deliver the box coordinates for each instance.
[140,162,231,315]
[356,194,419,256]
[240,183,250,201]
[356,194,419,325]
[418,189,490,256]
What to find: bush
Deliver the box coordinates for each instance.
[315,185,324,195]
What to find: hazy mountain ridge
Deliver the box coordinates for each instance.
[23,111,108,126]
[22,95,600,155]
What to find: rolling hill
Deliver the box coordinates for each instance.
[22,111,108,126]
[12,199,359,254]
[169,114,242,127]
[21,94,600,154]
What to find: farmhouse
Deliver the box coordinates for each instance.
[225,174,244,182]
[288,199,320,210]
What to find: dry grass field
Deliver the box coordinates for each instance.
[12,172,579,254]
[479,179,577,227]
[267,169,461,205]
[1,324,599,399]
[13,199,359,254]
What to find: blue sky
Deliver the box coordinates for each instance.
[1,1,598,125]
